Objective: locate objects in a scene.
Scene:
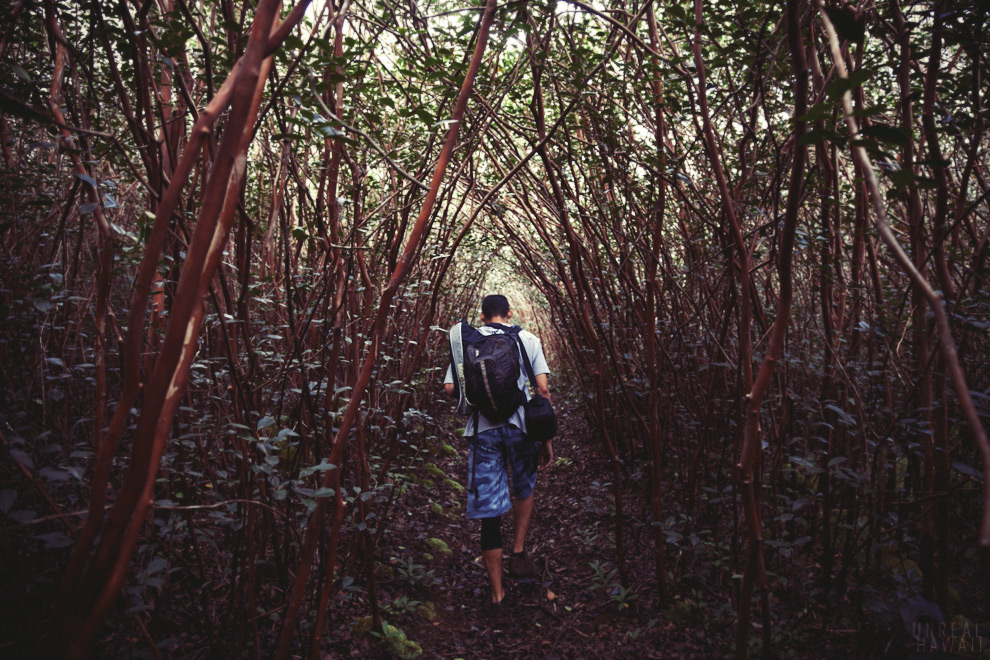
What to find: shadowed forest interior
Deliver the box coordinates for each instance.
[1,0,989,658]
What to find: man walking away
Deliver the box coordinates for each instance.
[444,295,553,616]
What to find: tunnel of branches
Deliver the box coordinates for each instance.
[1,0,989,658]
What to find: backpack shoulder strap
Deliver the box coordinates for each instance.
[510,328,539,389]
[449,321,475,415]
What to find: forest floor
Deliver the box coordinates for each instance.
[321,395,725,660]
[3,393,964,658]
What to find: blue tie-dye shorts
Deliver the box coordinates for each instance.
[466,425,538,519]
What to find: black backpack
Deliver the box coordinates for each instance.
[450,321,557,500]
[449,322,525,424]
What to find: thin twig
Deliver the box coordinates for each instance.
[154,499,288,519]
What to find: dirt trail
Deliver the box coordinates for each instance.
[341,395,706,659]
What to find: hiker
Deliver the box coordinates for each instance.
[444,294,553,610]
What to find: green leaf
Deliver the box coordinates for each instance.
[917,158,951,168]
[11,64,32,82]
[37,532,73,549]
[789,455,822,474]
[795,103,832,123]
[0,488,17,514]
[9,449,33,469]
[798,128,844,146]
[257,416,275,431]
[39,467,69,482]
[283,34,305,51]
[824,7,865,44]
[827,68,871,101]
[315,123,357,146]
[851,105,888,118]
[889,169,915,189]
[848,68,871,88]
[75,173,98,188]
[145,557,168,576]
[952,461,982,480]
[860,123,910,146]
[824,403,856,426]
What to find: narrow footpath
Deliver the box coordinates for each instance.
[323,392,712,659]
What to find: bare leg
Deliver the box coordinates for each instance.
[512,495,534,554]
[482,548,504,602]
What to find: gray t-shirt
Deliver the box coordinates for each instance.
[444,325,550,436]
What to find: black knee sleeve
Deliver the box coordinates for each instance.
[480,516,502,551]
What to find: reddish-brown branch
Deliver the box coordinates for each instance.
[819,0,990,579]
[52,1,311,655]
[646,3,669,604]
[274,3,499,656]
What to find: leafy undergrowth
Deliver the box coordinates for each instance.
[303,394,990,660]
[307,397,857,660]
[316,399,701,659]
[4,391,985,658]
